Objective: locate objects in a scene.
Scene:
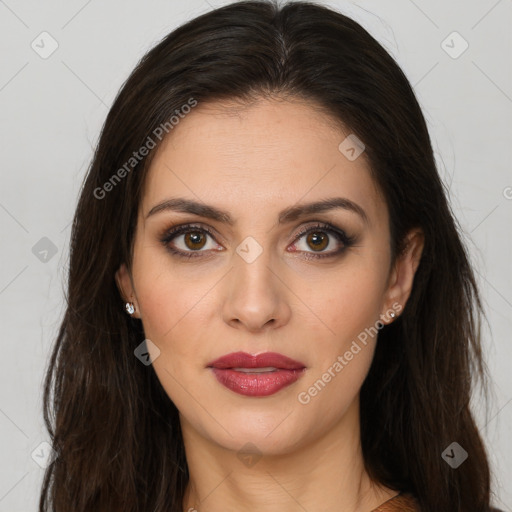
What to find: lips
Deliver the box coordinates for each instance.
[207,351,305,370]
[207,351,306,397]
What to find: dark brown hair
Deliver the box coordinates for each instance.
[39,1,497,511]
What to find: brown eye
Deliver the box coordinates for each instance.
[306,231,329,251]
[184,231,207,250]
[160,224,221,258]
[290,222,355,260]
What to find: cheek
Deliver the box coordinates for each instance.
[130,246,212,365]
[301,262,387,344]
[134,270,214,414]
[136,275,213,362]
[295,259,387,392]
[294,274,384,421]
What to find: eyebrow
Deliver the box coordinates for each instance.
[145,196,369,226]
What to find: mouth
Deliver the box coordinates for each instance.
[229,366,280,373]
[207,351,306,397]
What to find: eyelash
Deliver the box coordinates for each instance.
[159,222,356,260]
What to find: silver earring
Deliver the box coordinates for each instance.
[389,311,396,318]
[125,302,135,315]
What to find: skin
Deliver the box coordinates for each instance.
[116,97,424,512]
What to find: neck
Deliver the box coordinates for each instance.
[181,397,397,512]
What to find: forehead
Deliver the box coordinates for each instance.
[141,97,385,225]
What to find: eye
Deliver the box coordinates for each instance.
[160,222,355,260]
[160,224,221,259]
[289,222,355,259]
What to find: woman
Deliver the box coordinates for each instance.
[39,1,502,511]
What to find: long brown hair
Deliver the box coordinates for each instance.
[39,1,496,510]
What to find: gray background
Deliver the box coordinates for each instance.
[0,0,510,509]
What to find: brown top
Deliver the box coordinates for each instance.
[370,492,420,512]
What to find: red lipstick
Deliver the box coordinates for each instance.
[207,351,306,397]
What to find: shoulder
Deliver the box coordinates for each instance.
[371,492,505,512]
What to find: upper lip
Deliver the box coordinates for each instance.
[207,351,305,370]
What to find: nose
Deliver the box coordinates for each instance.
[222,247,292,333]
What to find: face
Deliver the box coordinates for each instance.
[116,97,422,456]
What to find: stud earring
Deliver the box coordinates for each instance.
[125,302,135,315]
[389,311,396,318]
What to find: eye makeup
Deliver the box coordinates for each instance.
[158,221,357,261]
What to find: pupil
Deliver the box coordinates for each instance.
[186,232,205,250]
[308,232,327,251]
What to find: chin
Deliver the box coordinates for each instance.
[207,408,311,455]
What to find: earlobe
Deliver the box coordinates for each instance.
[115,263,140,318]
[382,228,424,322]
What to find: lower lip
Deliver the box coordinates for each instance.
[210,368,306,397]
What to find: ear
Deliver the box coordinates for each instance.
[380,228,424,324]
[115,263,141,319]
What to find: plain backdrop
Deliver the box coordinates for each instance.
[0,0,510,510]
